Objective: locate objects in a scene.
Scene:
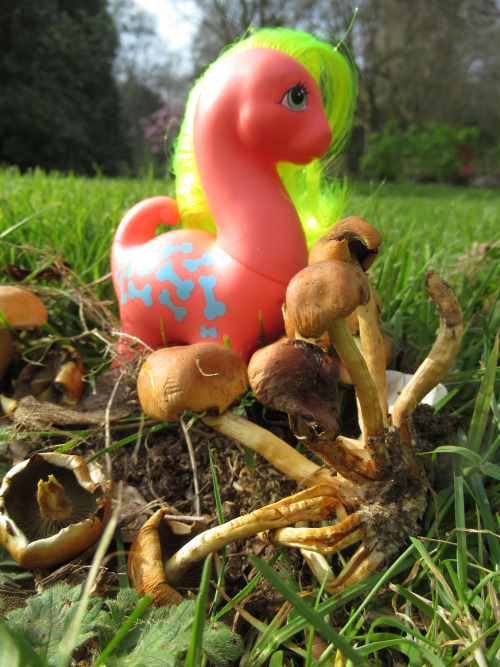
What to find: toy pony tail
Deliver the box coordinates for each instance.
[173,28,357,246]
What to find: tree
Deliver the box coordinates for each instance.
[0,0,128,174]
[109,0,187,175]
[186,0,500,162]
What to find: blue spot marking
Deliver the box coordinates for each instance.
[201,325,217,338]
[119,273,127,304]
[160,242,193,258]
[156,261,194,300]
[125,260,134,278]
[159,289,187,322]
[199,276,226,320]
[183,253,214,272]
[128,281,153,307]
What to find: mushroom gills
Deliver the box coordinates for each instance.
[3,458,105,542]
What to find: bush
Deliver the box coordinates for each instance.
[360,121,480,183]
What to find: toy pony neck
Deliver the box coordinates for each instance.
[193,69,309,282]
[199,146,307,282]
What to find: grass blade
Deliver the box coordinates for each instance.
[454,475,468,590]
[248,554,368,666]
[466,331,499,455]
[184,554,213,667]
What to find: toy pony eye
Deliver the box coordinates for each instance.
[281,84,308,111]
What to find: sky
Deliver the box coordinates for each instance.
[133,0,199,53]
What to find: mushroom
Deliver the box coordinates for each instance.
[127,508,194,606]
[0,285,48,381]
[391,271,463,444]
[285,260,385,443]
[248,337,341,447]
[248,338,381,484]
[7,343,86,412]
[309,217,389,424]
[163,483,356,586]
[137,342,335,488]
[0,452,111,569]
[137,342,248,421]
[308,216,382,269]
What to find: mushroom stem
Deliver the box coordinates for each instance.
[265,511,365,553]
[327,318,385,439]
[391,271,463,445]
[357,284,389,426]
[163,485,351,583]
[37,475,71,521]
[322,538,386,594]
[201,411,358,494]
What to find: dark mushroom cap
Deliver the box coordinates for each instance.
[248,337,341,443]
[0,453,110,568]
[286,260,371,339]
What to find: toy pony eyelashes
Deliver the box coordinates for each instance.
[111,28,356,361]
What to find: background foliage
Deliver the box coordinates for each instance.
[0,1,128,175]
[0,0,499,179]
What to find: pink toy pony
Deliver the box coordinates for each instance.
[111,28,356,361]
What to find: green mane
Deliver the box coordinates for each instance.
[173,27,357,247]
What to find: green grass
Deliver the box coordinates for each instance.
[1,168,499,665]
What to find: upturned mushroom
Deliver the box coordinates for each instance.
[0,452,111,569]
[0,285,48,381]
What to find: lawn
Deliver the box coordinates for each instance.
[0,167,499,665]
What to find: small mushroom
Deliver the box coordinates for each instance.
[391,271,463,444]
[308,216,382,270]
[12,343,86,407]
[0,452,111,569]
[137,342,248,421]
[248,337,341,445]
[286,260,385,441]
[0,286,48,381]
[127,509,194,606]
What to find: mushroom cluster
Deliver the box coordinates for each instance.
[132,217,463,603]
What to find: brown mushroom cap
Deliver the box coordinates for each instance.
[0,286,48,383]
[248,337,340,443]
[0,452,111,569]
[137,342,248,422]
[286,260,371,340]
[0,285,48,330]
[309,217,382,270]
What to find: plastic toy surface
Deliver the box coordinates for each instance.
[111,29,356,361]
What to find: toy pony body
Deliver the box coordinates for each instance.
[111,31,355,361]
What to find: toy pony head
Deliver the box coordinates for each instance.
[173,27,357,246]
